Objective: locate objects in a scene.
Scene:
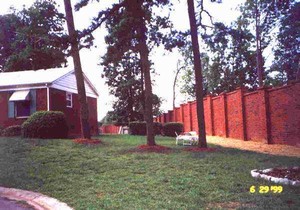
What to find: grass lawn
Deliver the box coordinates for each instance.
[0,135,299,209]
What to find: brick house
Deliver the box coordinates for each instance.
[0,67,99,136]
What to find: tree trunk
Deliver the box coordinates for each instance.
[140,59,145,121]
[255,0,264,87]
[64,0,91,139]
[187,0,207,148]
[128,69,134,122]
[135,0,155,146]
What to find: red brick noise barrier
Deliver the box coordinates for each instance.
[100,124,121,134]
[154,82,300,146]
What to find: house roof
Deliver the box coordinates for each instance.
[0,67,99,97]
[0,67,72,87]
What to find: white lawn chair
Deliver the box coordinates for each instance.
[176,131,198,146]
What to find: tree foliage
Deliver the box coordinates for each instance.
[269,2,300,83]
[179,20,256,97]
[0,0,68,72]
[179,0,297,96]
[102,50,162,125]
[239,0,292,86]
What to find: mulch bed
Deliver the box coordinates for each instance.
[261,167,300,182]
[184,147,217,152]
[73,138,102,145]
[132,144,172,153]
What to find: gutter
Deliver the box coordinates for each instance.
[46,84,50,111]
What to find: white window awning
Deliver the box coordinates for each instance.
[9,90,30,101]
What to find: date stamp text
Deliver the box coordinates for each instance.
[249,185,283,194]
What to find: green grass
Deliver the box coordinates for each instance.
[0,135,299,209]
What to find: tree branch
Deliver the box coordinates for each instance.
[78,1,126,39]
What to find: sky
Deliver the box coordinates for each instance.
[0,0,243,121]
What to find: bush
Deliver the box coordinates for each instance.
[22,111,68,138]
[153,122,162,135]
[1,125,22,137]
[129,121,146,135]
[162,122,183,137]
[129,121,162,136]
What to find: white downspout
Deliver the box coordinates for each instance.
[46,85,50,111]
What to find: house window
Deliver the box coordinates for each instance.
[8,90,33,118]
[15,101,31,117]
[66,92,72,108]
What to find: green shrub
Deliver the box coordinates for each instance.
[153,122,162,135]
[2,125,22,137]
[129,121,162,136]
[22,111,68,138]
[129,121,146,135]
[162,122,183,137]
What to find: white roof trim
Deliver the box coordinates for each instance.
[0,86,47,92]
[50,84,98,98]
[9,90,30,101]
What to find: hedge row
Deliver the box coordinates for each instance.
[129,121,162,136]
[162,122,183,137]
[129,121,183,137]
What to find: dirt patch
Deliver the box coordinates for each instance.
[73,138,102,145]
[130,144,172,153]
[96,192,105,199]
[184,147,217,152]
[207,136,300,157]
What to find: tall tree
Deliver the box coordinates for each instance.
[178,44,211,99]
[64,0,91,139]
[102,50,162,125]
[129,1,154,145]
[102,51,144,125]
[239,0,291,87]
[187,0,207,148]
[76,0,183,146]
[203,22,257,91]
[271,2,300,82]
[0,0,67,72]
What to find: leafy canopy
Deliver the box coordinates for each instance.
[0,0,68,72]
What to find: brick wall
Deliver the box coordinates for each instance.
[244,90,268,142]
[268,84,300,145]
[212,95,226,137]
[154,82,300,146]
[100,125,120,134]
[50,88,98,136]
